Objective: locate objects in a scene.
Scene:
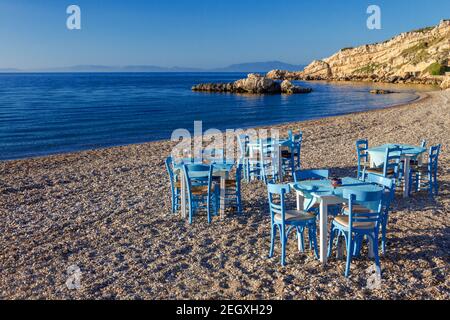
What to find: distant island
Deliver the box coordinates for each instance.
[266,20,450,90]
[0,61,305,74]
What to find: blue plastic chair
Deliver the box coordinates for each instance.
[356,139,369,180]
[411,144,441,197]
[364,146,401,180]
[182,164,218,224]
[364,174,396,255]
[165,156,181,214]
[267,183,318,266]
[282,131,302,178]
[328,188,383,277]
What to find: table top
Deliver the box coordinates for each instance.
[367,144,426,156]
[290,177,383,199]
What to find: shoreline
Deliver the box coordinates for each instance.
[0,88,433,164]
[0,89,449,299]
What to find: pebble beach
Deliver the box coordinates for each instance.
[1,89,449,300]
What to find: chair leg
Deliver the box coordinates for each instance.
[236,188,242,214]
[327,225,336,258]
[372,234,381,277]
[188,201,193,225]
[170,188,176,213]
[434,174,439,196]
[269,224,276,258]
[281,228,286,266]
[353,235,364,258]
[297,227,305,253]
[310,225,319,259]
[345,235,354,277]
[381,215,388,255]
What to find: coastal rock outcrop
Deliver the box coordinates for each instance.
[441,76,450,89]
[370,89,395,94]
[192,73,312,94]
[266,19,450,87]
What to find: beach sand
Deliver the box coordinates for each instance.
[1,90,449,300]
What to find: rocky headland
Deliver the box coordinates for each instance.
[266,20,450,89]
[192,73,312,94]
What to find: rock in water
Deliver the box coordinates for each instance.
[192,73,312,94]
[281,80,312,94]
[370,89,395,94]
[233,73,281,94]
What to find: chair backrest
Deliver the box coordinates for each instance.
[421,139,427,148]
[182,164,213,195]
[289,131,302,170]
[383,147,401,178]
[288,130,303,143]
[267,183,290,224]
[366,173,395,211]
[294,169,329,183]
[356,139,369,163]
[237,134,249,159]
[343,188,383,230]
[428,144,441,175]
[165,156,177,189]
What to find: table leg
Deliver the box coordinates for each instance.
[319,198,329,265]
[181,173,187,219]
[296,192,304,211]
[403,156,411,198]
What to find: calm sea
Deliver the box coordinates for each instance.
[0,72,430,161]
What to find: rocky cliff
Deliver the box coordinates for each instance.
[267,20,450,88]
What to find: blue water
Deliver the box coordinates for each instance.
[0,73,426,161]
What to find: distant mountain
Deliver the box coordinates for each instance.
[0,68,21,72]
[36,65,204,73]
[0,61,305,73]
[210,61,305,72]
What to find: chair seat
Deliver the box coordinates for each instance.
[191,185,214,196]
[365,167,395,175]
[225,179,237,188]
[411,165,429,174]
[281,150,299,159]
[342,204,374,213]
[334,215,375,230]
[274,210,315,223]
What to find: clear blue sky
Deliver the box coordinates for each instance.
[1,0,449,69]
